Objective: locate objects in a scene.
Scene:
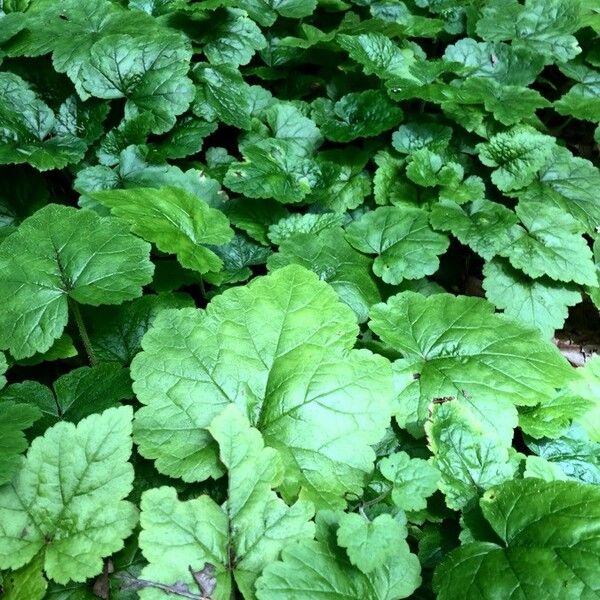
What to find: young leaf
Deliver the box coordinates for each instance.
[337,513,408,574]
[345,206,449,284]
[256,511,421,600]
[427,399,521,509]
[0,406,137,584]
[92,187,234,274]
[434,479,600,599]
[379,451,439,512]
[224,139,320,203]
[131,265,393,508]
[139,405,314,600]
[477,126,556,192]
[0,204,153,359]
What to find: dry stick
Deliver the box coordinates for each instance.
[69,299,97,366]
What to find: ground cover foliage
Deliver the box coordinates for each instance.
[0,0,599,598]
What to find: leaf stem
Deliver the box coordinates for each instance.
[69,299,97,366]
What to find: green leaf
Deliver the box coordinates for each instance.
[255,511,421,600]
[426,398,521,509]
[200,8,266,67]
[555,61,600,122]
[139,405,314,600]
[526,424,600,485]
[267,227,380,323]
[372,151,416,206]
[0,73,91,171]
[92,187,234,274]
[429,198,519,261]
[131,266,393,508]
[0,204,153,359]
[345,206,449,284]
[1,364,132,437]
[224,197,289,245]
[391,121,453,154]
[267,212,344,244]
[443,39,545,86]
[0,352,6,389]
[369,292,573,432]
[477,126,556,192]
[457,77,551,125]
[337,33,418,81]
[483,258,581,337]
[235,0,317,27]
[379,451,439,511]
[337,513,408,574]
[572,357,600,442]
[0,406,137,584]
[149,117,217,161]
[86,293,195,365]
[434,479,600,600]
[80,34,194,134]
[192,64,256,130]
[476,0,582,64]
[312,90,403,142]
[518,146,600,233]
[498,202,597,286]
[0,401,41,485]
[224,139,320,203]
[405,149,463,188]
[0,555,47,600]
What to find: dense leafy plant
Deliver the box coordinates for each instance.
[0,0,599,598]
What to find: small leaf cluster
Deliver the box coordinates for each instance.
[0,0,599,599]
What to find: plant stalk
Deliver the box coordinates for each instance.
[69,299,97,366]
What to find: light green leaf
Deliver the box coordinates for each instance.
[379,451,439,512]
[132,266,393,508]
[372,151,415,206]
[498,202,596,286]
[0,555,47,600]
[337,33,418,81]
[139,405,314,600]
[572,357,600,442]
[0,73,90,171]
[369,292,573,432]
[518,146,600,233]
[268,213,344,244]
[346,206,449,284]
[434,479,600,600]
[256,511,421,600]
[267,227,380,323]
[80,34,194,134]
[312,90,403,142]
[337,513,408,574]
[235,0,317,27]
[201,8,266,67]
[426,398,521,509]
[524,455,569,481]
[0,406,137,584]
[519,390,593,440]
[429,198,519,261]
[483,258,581,337]
[92,187,234,274]
[0,204,153,359]
[477,126,556,192]
[476,0,582,64]
[224,139,320,203]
